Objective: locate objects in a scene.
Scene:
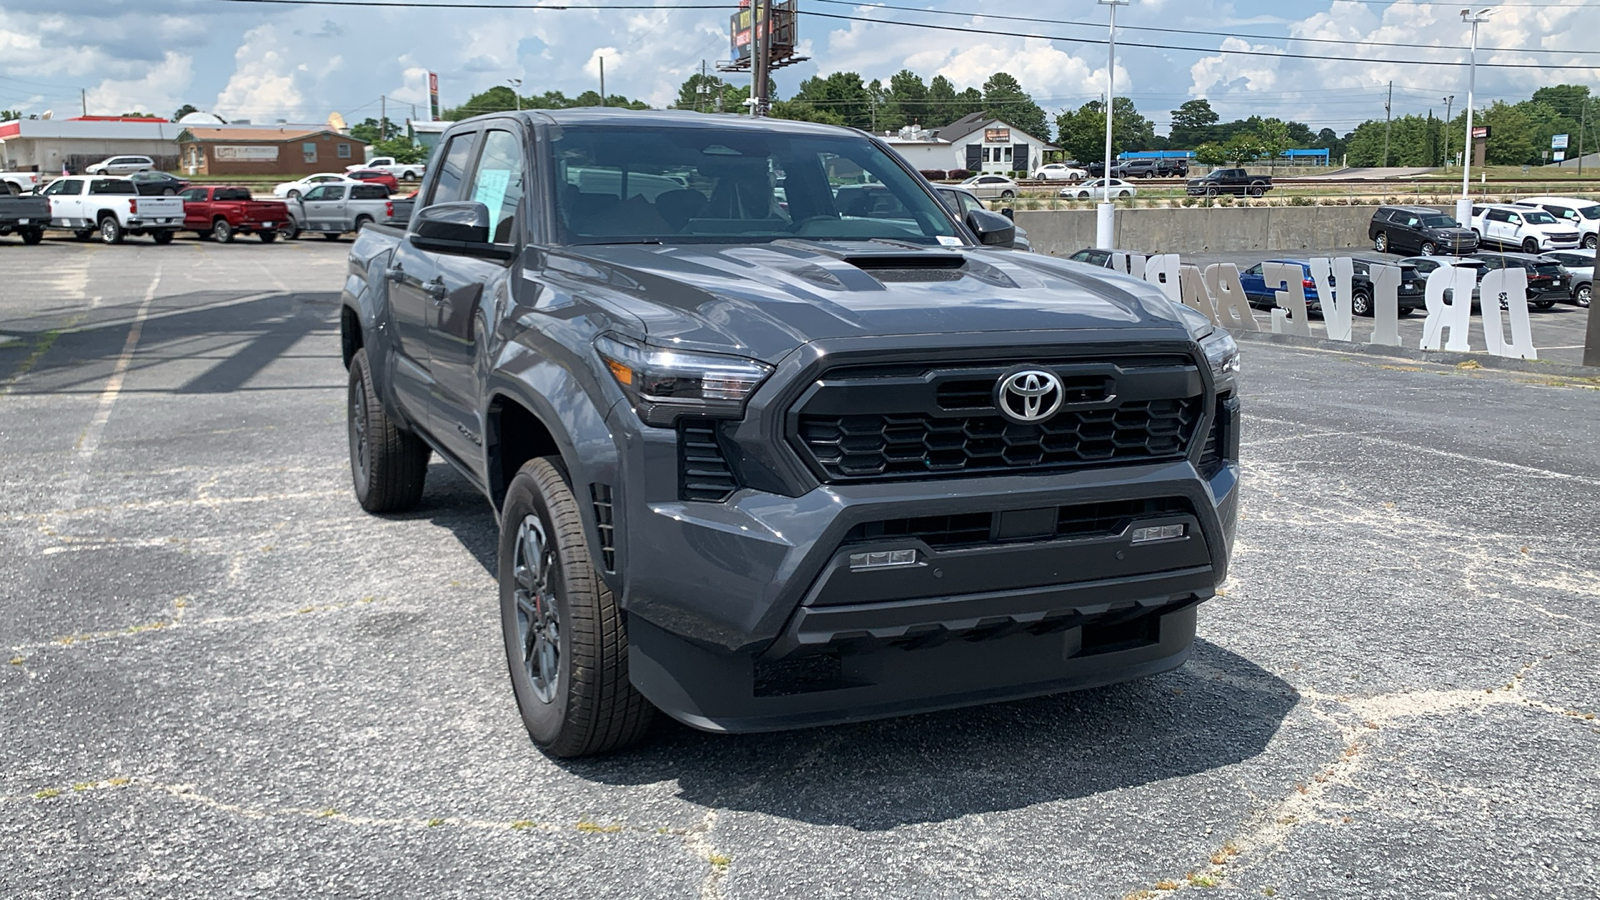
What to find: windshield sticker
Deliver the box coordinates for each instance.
[937,235,962,246]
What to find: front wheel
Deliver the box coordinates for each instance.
[282,221,300,240]
[1205,186,1218,198]
[1522,238,1540,254]
[1419,241,1436,256]
[1373,232,1389,253]
[1351,290,1374,317]
[1583,234,1597,251]
[499,457,654,758]
[287,190,301,201]
[212,219,234,243]
[1576,284,1591,307]
[347,348,429,512]
[98,216,124,244]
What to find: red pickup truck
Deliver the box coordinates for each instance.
[179,186,292,243]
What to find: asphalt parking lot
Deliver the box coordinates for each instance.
[2,236,1597,899]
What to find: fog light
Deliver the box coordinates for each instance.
[849,549,918,570]
[1131,524,1186,544]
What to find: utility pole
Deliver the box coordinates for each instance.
[380,95,387,141]
[751,0,772,116]
[698,60,708,112]
[1579,97,1587,175]
[599,57,606,106]
[80,89,86,117]
[1096,0,1129,250]
[1442,95,1454,168]
[1457,8,1491,227]
[1382,81,1392,167]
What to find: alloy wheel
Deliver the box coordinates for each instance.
[513,515,561,705]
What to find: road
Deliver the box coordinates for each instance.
[2,236,1596,899]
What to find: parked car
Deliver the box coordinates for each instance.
[1470,251,1571,308]
[1400,256,1486,307]
[933,185,1031,251]
[346,169,399,193]
[1237,258,1425,317]
[1185,169,1272,197]
[128,171,190,196]
[1368,205,1477,256]
[1512,197,1600,250]
[1062,178,1136,200]
[1,171,41,195]
[1468,203,1580,254]
[180,186,292,243]
[340,108,1240,756]
[272,173,358,201]
[1112,158,1187,179]
[1031,163,1086,182]
[1541,249,1593,307]
[1064,247,1155,267]
[84,155,155,175]
[39,175,183,244]
[958,173,1019,200]
[0,193,50,244]
[345,155,425,182]
[290,182,400,238]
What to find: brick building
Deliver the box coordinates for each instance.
[178,127,370,177]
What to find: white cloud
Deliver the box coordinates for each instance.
[89,51,193,115]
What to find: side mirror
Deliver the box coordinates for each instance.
[965,208,1015,247]
[410,200,513,261]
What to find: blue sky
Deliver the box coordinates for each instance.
[0,0,1595,135]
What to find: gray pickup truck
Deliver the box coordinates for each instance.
[0,194,49,244]
[339,109,1241,757]
[289,182,401,239]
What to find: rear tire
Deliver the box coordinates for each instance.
[499,456,654,758]
[1576,284,1591,307]
[347,348,429,513]
[212,219,234,243]
[73,230,93,242]
[20,227,42,245]
[1248,184,1265,198]
[1351,289,1374,317]
[259,230,277,243]
[151,230,174,245]
[1534,299,1556,310]
[999,190,1015,200]
[98,216,123,245]
[322,232,341,241]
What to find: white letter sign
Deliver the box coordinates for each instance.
[1479,268,1537,360]
[1420,266,1476,351]
[1366,262,1402,348]
[1203,264,1260,331]
[1308,257,1354,343]
[1262,262,1312,337]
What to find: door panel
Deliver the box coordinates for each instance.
[384,237,440,429]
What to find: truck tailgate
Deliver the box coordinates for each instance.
[134,197,185,220]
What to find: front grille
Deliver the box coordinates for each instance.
[589,484,616,572]
[798,399,1202,482]
[677,419,739,502]
[843,497,1195,549]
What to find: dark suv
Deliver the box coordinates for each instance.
[1369,205,1477,256]
[1471,251,1571,308]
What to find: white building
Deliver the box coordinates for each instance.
[881,113,1058,176]
[0,117,187,175]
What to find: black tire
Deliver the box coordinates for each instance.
[499,456,654,758]
[1397,306,1414,318]
[98,215,123,245]
[322,232,342,241]
[999,191,1014,200]
[151,230,174,245]
[1205,185,1219,198]
[212,218,234,243]
[4,181,19,195]
[1373,232,1388,253]
[259,230,278,243]
[1420,241,1436,256]
[20,227,42,245]
[402,170,418,181]
[282,221,300,240]
[1583,234,1597,251]
[1248,184,1265,198]
[1522,238,1540,254]
[1351,289,1373,317]
[1534,298,1556,310]
[73,230,93,242]
[347,348,429,513]
[287,190,301,201]
[162,188,176,196]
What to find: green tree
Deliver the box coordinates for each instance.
[676,72,729,112]
[1053,98,1153,164]
[769,100,846,126]
[1169,99,1219,147]
[887,69,929,128]
[1193,142,1228,167]
[0,109,19,122]
[350,117,402,144]
[1221,133,1268,165]
[1257,118,1291,169]
[793,71,873,130]
[980,71,1049,142]
[119,111,157,119]
[1477,101,1537,165]
[371,137,426,165]
[442,85,519,119]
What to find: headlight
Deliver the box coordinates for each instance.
[595,333,772,427]
[1200,328,1241,378]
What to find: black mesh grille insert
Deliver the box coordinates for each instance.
[589,484,616,572]
[1199,393,1231,477]
[797,398,1203,482]
[843,497,1194,549]
[678,419,739,502]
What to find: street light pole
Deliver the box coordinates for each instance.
[1456,8,1490,226]
[1442,95,1453,168]
[1096,0,1128,250]
[507,78,522,111]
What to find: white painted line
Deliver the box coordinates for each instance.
[77,271,162,461]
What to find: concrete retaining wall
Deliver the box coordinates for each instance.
[1013,205,1441,256]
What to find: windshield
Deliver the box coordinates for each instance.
[1521,210,1558,225]
[1581,206,1600,220]
[550,125,961,246]
[1419,215,1457,228]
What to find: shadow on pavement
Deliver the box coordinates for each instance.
[563,638,1297,830]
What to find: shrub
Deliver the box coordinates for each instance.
[947,168,971,180]
[918,169,947,181]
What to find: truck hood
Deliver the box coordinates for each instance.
[548,240,1194,362]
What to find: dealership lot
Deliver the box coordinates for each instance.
[1,239,1596,898]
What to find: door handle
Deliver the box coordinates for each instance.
[424,278,448,303]
[384,262,404,283]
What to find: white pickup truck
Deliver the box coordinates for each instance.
[40,176,184,244]
[1469,203,1581,254]
[2,172,42,195]
[346,156,425,181]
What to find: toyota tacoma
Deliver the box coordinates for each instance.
[339,110,1242,757]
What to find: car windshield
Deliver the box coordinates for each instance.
[550,125,960,246]
[1419,215,1456,228]
[1581,206,1600,220]
[1521,210,1558,225]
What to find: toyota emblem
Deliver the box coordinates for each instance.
[996,368,1064,424]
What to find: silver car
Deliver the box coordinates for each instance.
[1543,250,1594,307]
[958,174,1019,200]
[84,155,154,176]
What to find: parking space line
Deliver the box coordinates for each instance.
[76,269,161,462]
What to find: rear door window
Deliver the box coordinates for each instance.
[352,185,389,200]
[426,132,478,208]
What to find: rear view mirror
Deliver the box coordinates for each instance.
[410,200,513,261]
[965,208,1016,247]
